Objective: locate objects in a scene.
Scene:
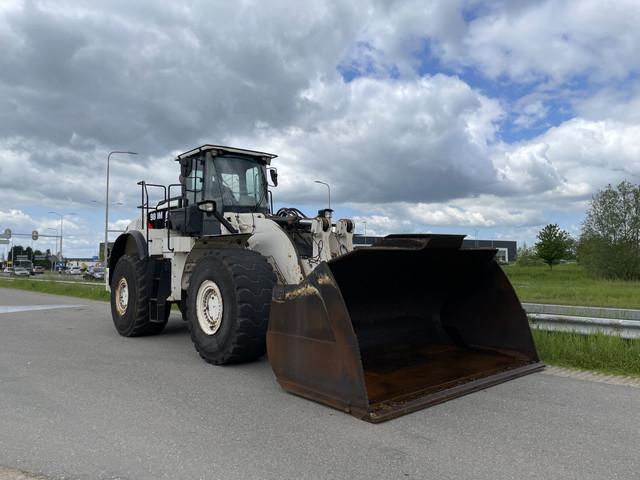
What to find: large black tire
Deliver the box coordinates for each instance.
[110,254,167,337]
[185,249,276,365]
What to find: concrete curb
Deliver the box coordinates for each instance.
[542,366,640,388]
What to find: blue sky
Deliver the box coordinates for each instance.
[1,0,640,258]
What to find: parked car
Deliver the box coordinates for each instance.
[67,266,82,275]
[13,267,30,277]
[84,267,105,281]
[33,266,45,274]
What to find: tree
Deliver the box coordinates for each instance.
[7,245,25,262]
[517,241,543,266]
[535,224,572,269]
[579,181,640,279]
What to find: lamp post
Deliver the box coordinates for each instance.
[48,212,76,260]
[46,227,59,271]
[104,151,137,288]
[314,180,331,210]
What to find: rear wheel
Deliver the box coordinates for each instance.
[110,254,167,336]
[185,249,276,365]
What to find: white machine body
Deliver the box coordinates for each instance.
[127,212,355,301]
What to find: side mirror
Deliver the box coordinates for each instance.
[197,200,217,213]
[180,158,193,178]
[269,168,279,187]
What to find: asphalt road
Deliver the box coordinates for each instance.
[1,289,639,480]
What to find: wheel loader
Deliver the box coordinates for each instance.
[108,144,543,423]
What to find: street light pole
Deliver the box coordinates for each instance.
[47,227,59,271]
[48,212,63,258]
[314,180,331,210]
[363,220,368,246]
[104,151,137,288]
[48,212,75,260]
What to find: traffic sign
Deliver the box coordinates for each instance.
[16,255,29,261]
[34,255,46,260]
[32,230,39,241]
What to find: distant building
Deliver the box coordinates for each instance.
[353,235,517,263]
[65,258,102,269]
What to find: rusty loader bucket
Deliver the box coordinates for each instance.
[266,234,543,423]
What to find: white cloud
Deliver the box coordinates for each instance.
[236,74,505,206]
[351,194,544,232]
[2,0,640,255]
[504,118,640,199]
[574,84,640,124]
[513,99,549,129]
[0,208,103,257]
[325,114,640,242]
[361,0,640,84]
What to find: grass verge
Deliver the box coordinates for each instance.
[533,329,640,377]
[503,263,640,308]
[0,277,109,302]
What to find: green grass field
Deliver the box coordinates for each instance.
[0,277,110,302]
[533,329,640,377]
[503,263,640,308]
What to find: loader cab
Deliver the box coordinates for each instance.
[169,145,277,235]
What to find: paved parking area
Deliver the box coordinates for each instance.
[1,288,639,480]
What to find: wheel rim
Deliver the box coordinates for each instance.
[115,277,129,316]
[196,280,224,335]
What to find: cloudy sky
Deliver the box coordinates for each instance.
[1,0,640,258]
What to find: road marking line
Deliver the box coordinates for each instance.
[0,305,85,314]
[542,366,640,388]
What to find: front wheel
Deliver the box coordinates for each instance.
[110,254,167,337]
[185,249,276,365]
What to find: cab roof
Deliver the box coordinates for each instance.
[176,144,277,165]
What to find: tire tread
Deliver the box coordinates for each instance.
[186,249,276,364]
[111,254,166,337]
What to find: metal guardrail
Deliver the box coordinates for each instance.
[524,303,640,339]
[523,303,640,321]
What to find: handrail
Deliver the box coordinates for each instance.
[137,181,168,252]
[166,183,182,252]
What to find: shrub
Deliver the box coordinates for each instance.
[580,181,640,280]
